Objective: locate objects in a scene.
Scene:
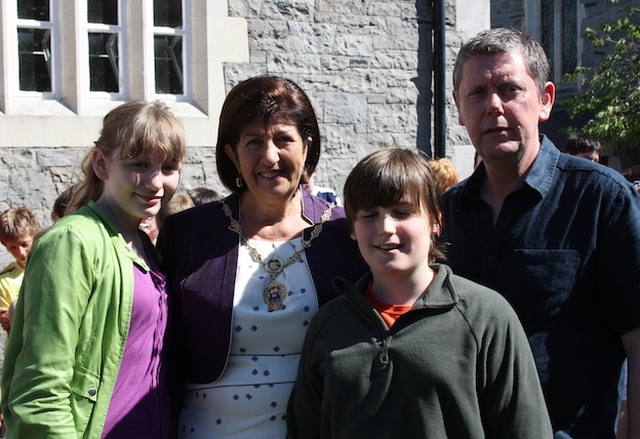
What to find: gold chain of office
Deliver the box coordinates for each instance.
[221,198,335,311]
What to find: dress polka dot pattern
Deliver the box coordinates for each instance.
[178,238,318,438]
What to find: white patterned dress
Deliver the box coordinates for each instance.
[178,238,318,438]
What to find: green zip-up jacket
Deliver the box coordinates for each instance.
[287,264,553,438]
[1,201,158,438]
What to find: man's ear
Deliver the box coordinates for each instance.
[538,81,556,122]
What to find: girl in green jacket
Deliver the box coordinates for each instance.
[1,101,186,438]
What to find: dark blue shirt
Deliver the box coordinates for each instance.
[442,136,640,438]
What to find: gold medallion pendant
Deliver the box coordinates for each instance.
[263,279,287,312]
[221,196,335,313]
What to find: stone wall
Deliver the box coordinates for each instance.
[224,0,473,191]
[0,0,483,269]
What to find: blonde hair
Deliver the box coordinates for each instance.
[0,207,41,244]
[427,158,461,194]
[68,101,186,213]
[157,191,195,226]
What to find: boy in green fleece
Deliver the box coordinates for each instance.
[287,148,552,438]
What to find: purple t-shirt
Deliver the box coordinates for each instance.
[101,263,170,438]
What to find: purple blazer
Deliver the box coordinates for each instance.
[158,190,368,384]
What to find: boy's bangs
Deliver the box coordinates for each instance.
[356,165,423,212]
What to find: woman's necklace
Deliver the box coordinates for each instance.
[221,198,335,312]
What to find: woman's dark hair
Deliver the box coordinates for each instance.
[216,76,321,193]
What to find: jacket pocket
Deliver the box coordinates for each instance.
[69,364,99,436]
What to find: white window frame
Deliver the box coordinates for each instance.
[147,0,189,101]
[0,0,249,147]
[82,0,127,98]
[1,0,65,115]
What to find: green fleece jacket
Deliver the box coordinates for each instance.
[287,264,553,438]
[1,202,157,438]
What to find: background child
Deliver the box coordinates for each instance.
[426,157,461,194]
[139,191,194,245]
[562,132,602,163]
[186,187,220,206]
[303,168,342,206]
[0,207,41,334]
[1,100,186,439]
[287,147,552,438]
[51,183,79,222]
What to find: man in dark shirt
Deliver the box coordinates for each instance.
[442,27,640,438]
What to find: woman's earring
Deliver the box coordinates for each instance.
[236,177,243,188]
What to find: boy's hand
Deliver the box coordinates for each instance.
[0,307,10,332]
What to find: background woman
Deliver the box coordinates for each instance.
[1,101,186,438]
[158,76,368,438]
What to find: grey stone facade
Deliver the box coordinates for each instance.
[224,0,474,189]
[0,0,486,269]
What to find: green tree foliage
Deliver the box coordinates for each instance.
[562,2,640,150]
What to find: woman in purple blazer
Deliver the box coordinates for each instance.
[158,76,367,438]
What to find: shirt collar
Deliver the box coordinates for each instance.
[461,134,559,203]
[522,135,559,199]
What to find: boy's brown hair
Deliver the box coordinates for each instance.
[0,207,42,244]
[343,147,446,262]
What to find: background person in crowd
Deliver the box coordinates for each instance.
[442,28,640,438]
[140,191,195,245]
[156,191,194,229]
[51,183,79,222]
[287,148,552,438]
[187,186,221,206]
[303,168,342,206]
[1,100,186,438]
[426,157,461,194]
[0,207,41,334]
[622,165,640,191]
[157,76,368,438]
[562,132,602,163]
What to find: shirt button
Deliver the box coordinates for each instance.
[487,256,495,263]
[88,388,97,396]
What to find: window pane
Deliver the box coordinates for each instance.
[88,32,119,92]
[562,0,577,75]
[18,0,49,21]
[541,0,555,78]
[154,35,183,94]
[154,0,182,28]
[88,0,118,25]
[18,28,52,91]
